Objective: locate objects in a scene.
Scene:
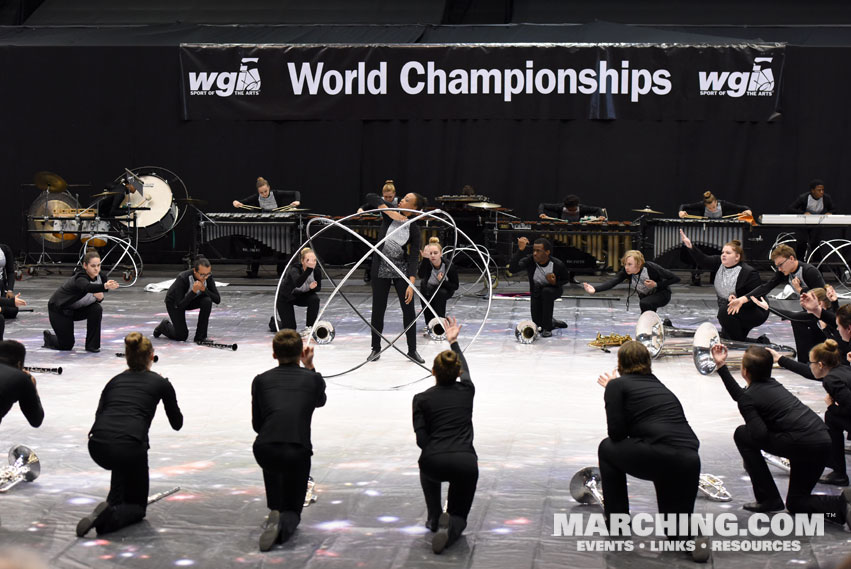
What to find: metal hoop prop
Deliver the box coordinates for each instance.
[273,208,493,385]
[78,235,142,288]
[809,239,851,296]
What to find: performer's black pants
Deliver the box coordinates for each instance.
[253,441,311,533]
[531,284,563,331]
[734,424,843,518]
[88,439,148,534]
[825,407,851,478]
[274,292,319,331]
[717,303,768,342]
[371,278,416,352]
[791,320,826,363]
[419,451,478,539]
[420,287,453,326]
[795,228,823,263]
[47,303,102,351]
[598,437,700,538]
[161,296,212,342]
[639,289,672,313]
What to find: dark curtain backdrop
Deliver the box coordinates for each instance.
[2,44,849,260]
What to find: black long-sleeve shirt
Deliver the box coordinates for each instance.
[48,268,108,312]
[251,363,326,450]
[592,261,680,296]
[412,341,476,459]
[280,265,322,302]
[165,269,221,310]
[678,199,750,217]
[685,246,763,298]
[603,373,699,450]
[778,357,851,414]
[747,261,824,299]
[88,370,183,447]
[0,364,43,427]
[538,202,604,221]
[508,248,570,290]
[365,193,421,278]
[417,258,459,296]
[239,189,301,210]
[717,365,828,444]
[788,192,835,214]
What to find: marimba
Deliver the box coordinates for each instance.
[647,218,751,259]
[199,212,297,255]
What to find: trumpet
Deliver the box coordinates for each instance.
[426,317,447,341]
[692,322,796,375]
[311,321,335,345]
[569,466,604,506]
[515,320,539,344]
[23,366,62,375]
[698,473,732,501]
[635,311,696,358]
[115,353,159,362]
[0,445,40,492]
[197,340,238,351]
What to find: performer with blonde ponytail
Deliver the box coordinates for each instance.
[270,247,322,333]
[417,237,459,328]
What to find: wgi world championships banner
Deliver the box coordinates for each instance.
[179,43,784,121]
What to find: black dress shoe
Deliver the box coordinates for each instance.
[552,319,568,329]
[76,501,109,537]
[85,347,100,353]
[540,329,553,338]
[432,512,450,554]
[407,350,425,364]
[153,318,169,338]
[756,334,772,345]
[743,499,785,513]
[259,510,281,552]
[663,318,673,327]
[819,471,850,486]
[367,350,381,362]
[42,330,54,349]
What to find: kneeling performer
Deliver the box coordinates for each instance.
[270,248,322,333]
[154,258,221,343]
[582,250,679,313]
[509,237,569,337]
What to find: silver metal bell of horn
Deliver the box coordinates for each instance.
[515,320,539,344]
[692,322,796,375]
[311,321,335,345]
[427,317,447,341]
[569,466,604,506]
[635,311,696,358]
[0,445,40,493]
[698,473,732,502]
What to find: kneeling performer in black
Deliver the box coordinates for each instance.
[509,237,569,337]
[154,257,220,343]
[417,237,459,330]
[0,340,44,431]
[269,248,322,333]
[44,250,119,353]
[77,332,183,537]
[413,317,477,554]
[582,249,679,313]
[0,243,28,341]
[252,330,326,550]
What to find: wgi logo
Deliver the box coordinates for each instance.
[188,57,261,97]
[698,57,775,98]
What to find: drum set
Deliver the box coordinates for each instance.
[24,167,189,284]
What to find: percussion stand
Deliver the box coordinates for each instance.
[185,204,214,264]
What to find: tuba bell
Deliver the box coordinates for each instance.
[569,466,604,506]
[515,320,539,344]
[635,311,696,358]
[692,322,796,375]
[311,321,335,345]
[0,445,40,493]
[427,317,447,341]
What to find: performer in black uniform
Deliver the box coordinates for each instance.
[233,176,301,211]
[154,258,221,343]
[509,237,570,337]
[252,329,326,551]
[788,179,835,261]
[582,250,680,313]
[417,237,459,329]
[797,298,851,363]
[269,248,322,333]
[710,343,850,521]
[412,317,477,554]
[768,340,851,486]
[365,191,426,364]
[97,177,139,219]
[596,341,707,560]
[746,244,826,361]
[677,191,752,220]
[76,332,183,537]
[0,340,44,429]
[0,244,27,341]
[680,230,768,342]
[538,194,606,221]
[43,250,119,353]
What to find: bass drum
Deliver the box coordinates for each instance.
[27,192,81,251]
[116,166,188,242]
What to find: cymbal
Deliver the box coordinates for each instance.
[467,201,503,209]
[90,191,120,198]
[33,171,68,193]
[632,207,664,214]
[177,197,208,206]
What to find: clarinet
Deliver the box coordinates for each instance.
[197,340,238,351]
[115,353,159,362]
[23,366,62,375]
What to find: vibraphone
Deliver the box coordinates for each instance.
[486,220,636,271]
[199,212,297,256]
[647,218,751,259]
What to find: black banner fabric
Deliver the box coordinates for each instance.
[179,43,784,121]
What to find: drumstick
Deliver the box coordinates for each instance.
[238,205,261,210]
[274,205,294,212]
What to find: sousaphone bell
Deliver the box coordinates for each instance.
[311,321,335,345]
[570,466,604,506]
[692,322,796,375]
[515,320,539,344]
[635,311,696,358]
[0,445,40,492]
[427,317,447,341]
